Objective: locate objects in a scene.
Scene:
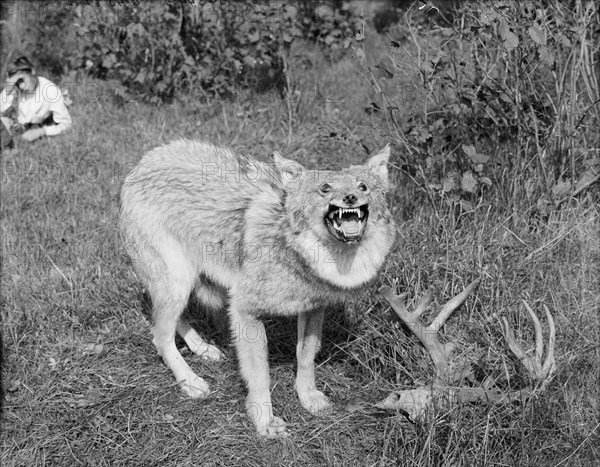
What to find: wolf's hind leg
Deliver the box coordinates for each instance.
[296,309,332,415]
[151,285,210,399]
[176,317,223,361]
[148,240,210,399]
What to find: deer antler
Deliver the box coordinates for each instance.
[379,279,481,383]
[375,282,557,423]
[502,300,556,388]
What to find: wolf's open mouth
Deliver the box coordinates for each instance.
[324,204,369,242]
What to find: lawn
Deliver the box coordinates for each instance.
[2,5,599,466]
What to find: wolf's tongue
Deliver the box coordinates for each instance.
[340,219,361,236]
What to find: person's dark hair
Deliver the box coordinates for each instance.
[7,56,34,77]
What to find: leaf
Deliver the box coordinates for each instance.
[462,144,477,159]
[243,55,257,67]
[461,171,478,193]
[432,118,445,131]
[420,61,434,73]
[480,7,498,25]
[135,70,146,84]
[442,171,459,192]
[76,388,103,407]
[8,379,21,392]
[499,19,519,49]
[248,29,260,43]
[283,5,297,20]
[460,199,474,211]
[353,47,366,65]
[83,343,104,355]
[504,30,519,49]
[528,25,546,46]
[539,47,554,67]
[410,125,431,144]
[472,153,490,164]
[556,33,571,47]
[552,179,571,198]
[346,402,368,413]
[102,53,117,69]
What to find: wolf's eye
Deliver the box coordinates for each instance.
[358,182,369,192]
[320,183,332,194]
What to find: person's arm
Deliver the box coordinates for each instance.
[43,93,72,136]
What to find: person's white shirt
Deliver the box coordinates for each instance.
[0,76,72,136]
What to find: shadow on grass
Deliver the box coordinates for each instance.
[136,286,354,369]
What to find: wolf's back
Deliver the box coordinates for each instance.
[119,140,280,272]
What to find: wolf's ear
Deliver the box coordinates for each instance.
[272,151,305,186]
[367,144,391,186]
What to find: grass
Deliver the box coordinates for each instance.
[2,14,600,467]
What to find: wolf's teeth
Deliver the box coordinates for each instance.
[338,209,342,219]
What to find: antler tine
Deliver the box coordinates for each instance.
[502,302,557,384]
[501,316,536,375]
[541,305,556,380]
[380,280,480,383]
[414,291,433,318]
[428,279,481,332]
[380,285,449,379]
[379,287,413,323]
[522,300,544,363]
[378,285,557,423]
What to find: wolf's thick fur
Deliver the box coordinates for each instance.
[120,140,396,437]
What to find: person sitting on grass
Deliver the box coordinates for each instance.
[1,56,72,145]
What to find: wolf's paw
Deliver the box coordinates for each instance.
[191,343,224,362]
[298,389,332,415]
[257,416,290,439]
[179,374,210,399]
[183,333,224,362]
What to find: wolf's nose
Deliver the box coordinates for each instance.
[343,194,358,206]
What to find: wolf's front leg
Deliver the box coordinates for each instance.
[295,309,332,414]
[229,302,288,438]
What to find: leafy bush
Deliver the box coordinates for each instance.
[352,0,599,217]
[65,0,362,102]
